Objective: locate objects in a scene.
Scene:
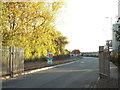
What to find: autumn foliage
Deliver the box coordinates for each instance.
[1,1,69,60]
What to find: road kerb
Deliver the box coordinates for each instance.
[1,59,79,80]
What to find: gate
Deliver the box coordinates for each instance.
[1,46,24,77]
[99,46,110,78]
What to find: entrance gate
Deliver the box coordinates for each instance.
[99,46,110,78]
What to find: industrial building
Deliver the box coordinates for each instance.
[112,1,120,53]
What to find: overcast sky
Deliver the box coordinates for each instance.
[55,0,118,52]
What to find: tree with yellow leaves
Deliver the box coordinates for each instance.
[1,1,69,60]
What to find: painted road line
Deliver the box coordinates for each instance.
[52,60,79,68]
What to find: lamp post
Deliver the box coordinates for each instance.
[105,17,113,30]
[104,17,113,50]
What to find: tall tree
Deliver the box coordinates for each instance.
[1,1,69,60]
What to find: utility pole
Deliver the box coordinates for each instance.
[116,0,120,23]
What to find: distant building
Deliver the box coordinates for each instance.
[111,1,120,52]
[118,0,120,24]
[82,52,99,57]
[112,19,120,52]
[71,49,81,56]
[112,24,120,52]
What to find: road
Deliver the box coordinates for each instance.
[2,57,99,88]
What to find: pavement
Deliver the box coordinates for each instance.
[89,61,119,88]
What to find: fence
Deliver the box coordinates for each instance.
[99,46,110,79]
[1,46,24,77]
[0,45,2,77]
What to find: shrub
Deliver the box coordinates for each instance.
[111,50,120,68]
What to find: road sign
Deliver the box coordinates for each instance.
[47,52,53,64]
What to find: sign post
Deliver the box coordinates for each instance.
[47,52,53,64]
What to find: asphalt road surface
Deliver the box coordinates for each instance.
[2,57,99,88]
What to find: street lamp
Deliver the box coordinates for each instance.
[105,17,113,30]
[104,17,113,44]
[105,17,114,54]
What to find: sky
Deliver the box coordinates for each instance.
[55,0,118,52]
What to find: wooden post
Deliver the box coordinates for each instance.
[99,46,104,78]
[9,47,15,77]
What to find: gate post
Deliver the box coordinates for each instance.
[9,47,15,77]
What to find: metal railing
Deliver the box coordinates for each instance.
[99,46,110,79]
[1,46,24,77]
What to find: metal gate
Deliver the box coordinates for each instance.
[1,46,24,77]
[99,46,110,78]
